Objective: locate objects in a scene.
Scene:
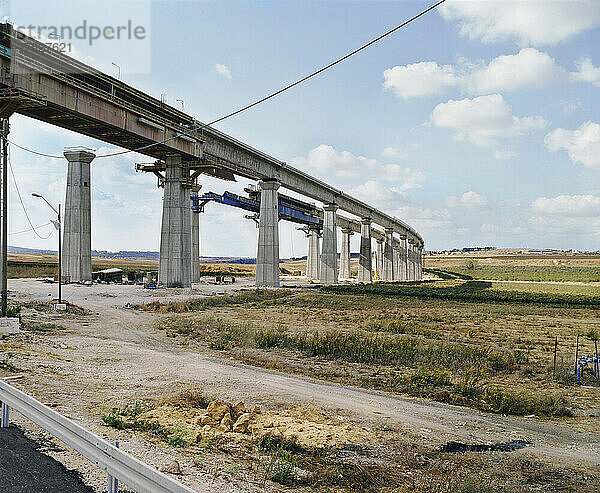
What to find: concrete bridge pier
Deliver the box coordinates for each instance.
[358,218,372,282]
[62,148,95,282]
[375,238,384,280]
[417,245,423,280]
[191,182,201,283]
[306,225,321,280]
[399,235,407,280]
[320,204,338,284]
[256,180,281,288]
[159,155,192,288]
[339,228,353,279]
[382,227,395,281]
[413,243,419,280]
[393,241,400,280]
[407,239,416,281]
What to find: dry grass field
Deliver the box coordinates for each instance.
[127,275,600,491]
[5,252,255,278]
[2,252,599,491]
[426,252,600,283]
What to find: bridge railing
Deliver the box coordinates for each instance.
[0,380,196,493]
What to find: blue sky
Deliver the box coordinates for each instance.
[3,0,600,255]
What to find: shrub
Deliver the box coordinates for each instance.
[101,410,127,429]
[405,369,452,389]
[139,289,293,313]
[167,427,191,447]
[255,325,288,348]
[264,449,296,485]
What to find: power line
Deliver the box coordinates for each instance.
[7,132,185,160]
[4,0,445,158]
[9,222,53,236]
[7,152,53,240]
[7,139,63,159]
[207,0,446,125]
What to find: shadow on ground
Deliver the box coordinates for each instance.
[0,425,95,492]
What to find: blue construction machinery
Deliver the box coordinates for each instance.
[192,188,322,227]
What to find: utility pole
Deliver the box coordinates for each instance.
[1,118,9,317]
[58,203,61,304]
[32,193,61,304]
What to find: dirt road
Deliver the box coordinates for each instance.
[4,279,600,491]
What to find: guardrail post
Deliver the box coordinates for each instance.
[1,382,9,428]
[107,440,119,492]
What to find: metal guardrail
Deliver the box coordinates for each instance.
[0,380,196,493]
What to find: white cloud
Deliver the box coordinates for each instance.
[545,121,600,169]
[430,94,546,147]
[214,63,232,79]
[383,61,458,98]
[390,205,452,231]
[493,150,515,161]
[290,145,425,186]
[480,222,526,235]
[381,146,408,160]
[439,0,600,47]
[532,194,600,217]
[572,58,600,86]
[530,195,600,239]
[383,48,577,98]
[460,191,488,209]
[351,180,406,206]
[470,48,567,93]
[447,191,489,208]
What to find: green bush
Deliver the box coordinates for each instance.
[405,369,452,389]
[264,449,296,485]
[255,325,288,348]
[289,330,516,373]
[167,427,191,447]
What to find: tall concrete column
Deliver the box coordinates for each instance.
[407,240,416,281]
[393,242,400,280]
[159,155,192,287]
[256,180,280,288]
[339,228,353,279]
[191,183,201,283]
[414,243,420,281]
[375,238,384,280]
[358,218,372,282]
[306,226,321,280]
[383,227,395,281]
[417,246,423,280]
[399,235,407,280]
[62,148,95,283]
[320,203,338,284]
[305,230,312,279]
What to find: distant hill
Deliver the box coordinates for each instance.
[7,246,306,265]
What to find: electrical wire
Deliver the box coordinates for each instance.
[7,132,185,160]
[9,222,53,236]
[4,0,445,158]
[207,0,446,125]
[7,152,54,239]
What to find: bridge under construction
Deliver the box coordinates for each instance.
[0,23,424,288]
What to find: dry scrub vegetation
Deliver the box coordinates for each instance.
[101,388,597,492]
[141,283,600,421]
[113,273,600,491]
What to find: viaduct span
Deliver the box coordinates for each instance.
[0,24,424,287]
